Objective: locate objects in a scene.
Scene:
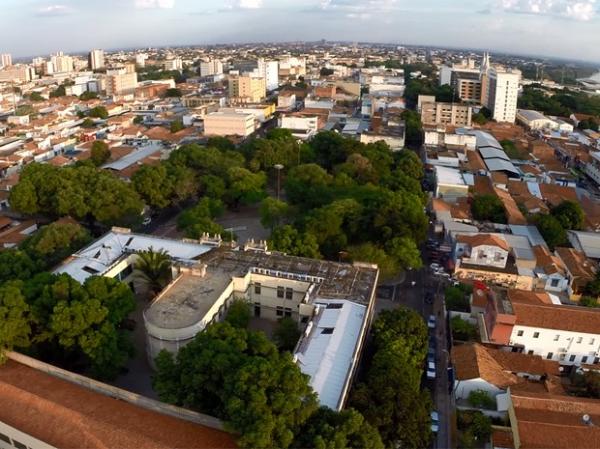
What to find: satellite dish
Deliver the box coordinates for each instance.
[583,414,591,425]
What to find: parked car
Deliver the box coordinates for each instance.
[430,263,441,271]
[427,361,436,379]
[425,291,434,304]
[431,411,440,433]
[142,217,152,226]
[428,315,436,329]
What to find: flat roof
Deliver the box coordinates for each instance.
[509,225,547,248]
[102,143,162,171]
[518,109,548,122]
[435,165,466,186]
[294,299,366,410]
[145,270,232,330]
[484,158,521,176]
[480,147,510,161]
[54,230,214,283]
[568,231,600,259]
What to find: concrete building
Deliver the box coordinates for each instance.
[485,68,520,123]
[420,101,472,127]
[482,289,600,366]
[0,53,12,68]
[88,49,105,71]
[0,65,35,83]
[143,245,379,411]
[228,75,266,103]
[106,67,138,97]
[135,53,148,68]
[434,165,470,200]
[279,114,319,140]
[199,59,224,77]
[516,109,558,130]
[261,59,279,91]
[163,57,183,71]
[50,52,73,73]
[204,112,255,137]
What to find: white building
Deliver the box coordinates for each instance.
[135,53,148,68]
[51,52,73,73]
[0,53,12,68]
[200,59,224,77]
[204,112,255,137]
[163,57,183,71]
[279,115,319,140]
[259,59,279,91]
[485,68,520,123]
[584,152,600,186]
[88,49,105,71]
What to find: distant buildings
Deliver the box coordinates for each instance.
[204,112,256,137]
[106,67,138,97]
[0,53,12,68]
[50,51,74,73]
[135,53,148,68]
[199,59,224,77]
[88,49,105,71]
[485,66,520,123]
[163,57,183,71]
[420,98,472,127]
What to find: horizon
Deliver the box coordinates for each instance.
[2,0,600,64]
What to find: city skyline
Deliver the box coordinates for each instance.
[2,0,600,63]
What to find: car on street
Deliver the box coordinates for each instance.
[429,263,441,271]
[428,315,436,329]
[425,291,434,304]
[426,361,436,379]
[430,411,440,433]
[142,217,152,226]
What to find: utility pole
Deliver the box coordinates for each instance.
[274,164,284,201]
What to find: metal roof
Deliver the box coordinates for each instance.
[484,158,521,176]
[568,231,600,259]
[479,147,510,161]
[102,143,162,171]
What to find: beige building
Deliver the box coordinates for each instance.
[420,101,472,127]
[0,65,35,83]
[105,68,138,96]
[228,75,266,103]
[204,112,255,137]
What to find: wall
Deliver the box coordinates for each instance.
[454,377,503,404]
[0,421,56,449]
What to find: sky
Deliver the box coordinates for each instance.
[1,0,600,63]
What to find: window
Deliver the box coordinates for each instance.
[284,307,292,317]
[569,354,576,362]
[554,334,560,341]
[0,433,10,444]
[277,286,284,298]
[546,352,553,359]
[577,337,583,344]
[301,316,309,323]
[517,330,524,337]
[276,306,283,317]
[582,356,589,364]
[550,278,560,287]
[533,332,540,338]
[12,441,27,449]
[326,303,343,309]
[528,350,534,355]
[321,327,334,335]
[254,283,261,294]
[285,287,293,300]
[591,338,596,345]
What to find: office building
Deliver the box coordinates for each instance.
[88,49,105,71]
[0,65,35,83]
[0,53,12,68]
[485,67,521,123]
[135,53,148,68]
[420,101,472,127]
[163,57,183,71]
[204,112,256,137]
[258,59,279,91]
[50,51,73,73]
[200,59,224,77]
[105,67,138,96]
[228,75,266,103]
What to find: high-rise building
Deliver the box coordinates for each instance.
[88,49,105,71]
[484,65,520,124]
[0,65,35,82]
[163,57,183,71]
[51,51,73,73]
[260,59,279,91]
[200,59,224,77]
[0,53,12,68]
[228,75,266,103]
[105,67,138,96]
[135,53,148,68]
[420,101,473,127]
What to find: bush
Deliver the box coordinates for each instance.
[273,317,301,352]
[445,286,470,312]
[225,300,251,328]
[467,389,496,409]
[450,316,478,341]
[471,194,507,224]
[580,296,600,308]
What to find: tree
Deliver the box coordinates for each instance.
[79,91,99,101]
[273,317,301,352]
[0,250,38,284]
[401,110,423,148]
[0,281,32,362]
[177,198,225,238]
[132,164,174,209]
[471,194,507,223]
[470,412,492,441]
[396,150,424,180]
[170,120,184,133]
[225,300,250,329]
[49,85,66,98]
[292,407,384,449]
[153,322,319,449]
[534,214,567,249]
[385,237,423,270]
[260,198,291,231]
[20,221,91,270]
[81,118,95,128]
[579,296,600,308]
[578,118,599,132]
[29,92,44,102]
[467,390,496,409]
[226,167,267,207]
[450,316,478,341]
[134,248,172,295]
[284,164,333,208]
[319,67,334,76]
[89,106,108,119]
[583,371,600,398]
[348,243,399,280]
[445,286,470,312]
[165,88,182,98]
[472,112,488,125]
[270,225,321,259]
[133,115,144,125]
[551,200,584,231]
[90,140,111,166]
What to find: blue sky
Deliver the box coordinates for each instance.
[1,0,600,63]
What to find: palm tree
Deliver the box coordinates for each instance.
[134,247,172,296]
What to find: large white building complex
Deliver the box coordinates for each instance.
[54,228,379,411]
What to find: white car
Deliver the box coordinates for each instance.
[142,217,152,226]
[431,411,440,433]
[430,263,441,271]
[426,361,436,379]
[428,315,436,329]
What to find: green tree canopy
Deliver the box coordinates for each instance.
[0,281,32,361]
[134,248,172,295]
[534,214,567,249]
[269,225,321,259]
[89,106,108,119]
[471,194,507,224]
[90,140,111,166]
[170,120,184,133]
[165,88,182,98]
[551,200,584,231]
[273,317,301,352]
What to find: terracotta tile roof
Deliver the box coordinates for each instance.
[452,343,559,388]
[473,175,495,196]
[0,359,237,449]
[494,187,527,225]
[0,220,36,246]
[457,233,510,252]
[509,289,600,334]
[48,155,72,167]
[533,245,566,277]
[491,172,509,185]
[539,184,578,208]
[465,150,487,171]
[555,247,597,284]
[511,390,600,449]
[581,196,600,231]
[492,429,515,449]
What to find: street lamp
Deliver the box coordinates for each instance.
[274,164,284,201]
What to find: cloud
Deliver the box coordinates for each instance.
[317,0,400,17]
[238,0,263,8]
[134,0,175,9]
[500,0,597,21]
[36,4,72,16]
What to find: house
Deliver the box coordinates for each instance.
[555,247,598,301]
[532,245,569,295]
[568,231,600,260]
[482,289,600,365]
